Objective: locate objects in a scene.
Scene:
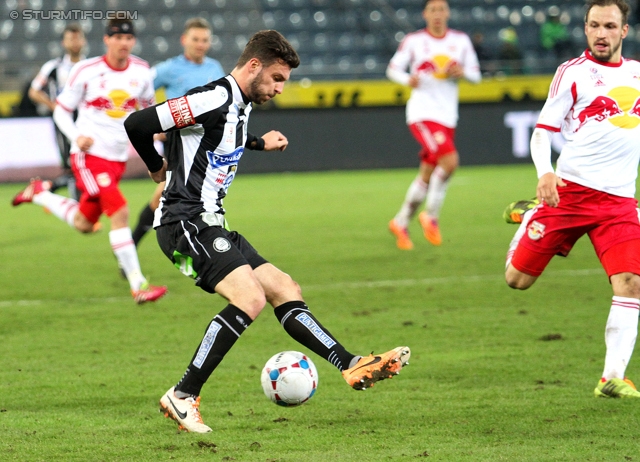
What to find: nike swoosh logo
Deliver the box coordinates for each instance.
[167,395,188,419]
[351,356,381,372]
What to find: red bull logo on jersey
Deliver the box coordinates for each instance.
[416,54,454,80]
[574,96,622,131]
[573,86,640,131]
[86,89,138,118]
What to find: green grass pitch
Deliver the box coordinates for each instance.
[1,164,640,461]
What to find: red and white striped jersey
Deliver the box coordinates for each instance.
[536,49,640,197]
[56,55,155,162]
[387,28,481,128]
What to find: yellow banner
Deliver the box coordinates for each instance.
[0,75,553,115]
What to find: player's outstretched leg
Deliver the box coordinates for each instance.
[159,386,212,433]
[503,198,540,224]
[342,346,411,390]
[594,377,640,398]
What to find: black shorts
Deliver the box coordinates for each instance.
[156,215,268,294]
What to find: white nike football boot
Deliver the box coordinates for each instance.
[159,386,212,433]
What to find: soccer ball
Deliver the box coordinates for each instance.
[261,351,318,407]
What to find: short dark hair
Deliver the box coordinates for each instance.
[62,23,83,37]
[585,0,630,25]
[236,30,299,69]
[184,17,211,34]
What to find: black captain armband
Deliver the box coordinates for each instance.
[245,133,265,151]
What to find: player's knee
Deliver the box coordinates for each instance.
[242,291,268,319]
[231,281,267,319]
[277,274,302,300]
[505,266,535,290]
[611,272,640,299]
[73,214,94,233]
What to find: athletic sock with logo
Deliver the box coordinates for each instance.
[175,304,252,397]
[602,296,640,380]
[394,176,428,228]
[274,301,355,372]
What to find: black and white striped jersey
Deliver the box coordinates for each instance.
[125,75,265,226]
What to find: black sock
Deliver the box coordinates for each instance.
[132,203,155,246]
[274,301,355,371]
[175,304,252,396]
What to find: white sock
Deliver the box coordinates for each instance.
[505,209,535,269]
[425,166,450,219]
[109,228,146,291]
[33,191,78,227]
[602,296,640,381]
[394,176,428,228]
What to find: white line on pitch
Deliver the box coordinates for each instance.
[301,268,604,291]
[0,268,605,307]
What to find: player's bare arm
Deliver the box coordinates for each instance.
[28,88,56,112]
[261,130,288,151]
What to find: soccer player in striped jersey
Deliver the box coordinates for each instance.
[503,0,640,398]
[125,30,411,433]
[130,17,226,248]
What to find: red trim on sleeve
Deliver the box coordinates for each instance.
[67,57,101,87]
[535,123,561,132]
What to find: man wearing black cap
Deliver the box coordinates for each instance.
[12,18,167,304]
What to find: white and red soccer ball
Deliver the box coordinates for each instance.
[261,351,318,406]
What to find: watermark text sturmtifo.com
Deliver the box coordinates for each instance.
[9,10,138,20]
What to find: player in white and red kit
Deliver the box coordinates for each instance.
[386,0,480,250]
[12,18,167,304]
[504,0,640,398]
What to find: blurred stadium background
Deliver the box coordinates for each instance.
[1,0,639,179]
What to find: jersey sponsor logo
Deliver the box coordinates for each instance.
[574,95,622,131]
[193,321,222,368]
[168,96,195,129]
[207,146,244,169]
[574,87,640,131]
[295,313,337,348]
[215,172,227,185]
[527,220,546,241]
[212,237,231,252]
[86,89,138,118]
